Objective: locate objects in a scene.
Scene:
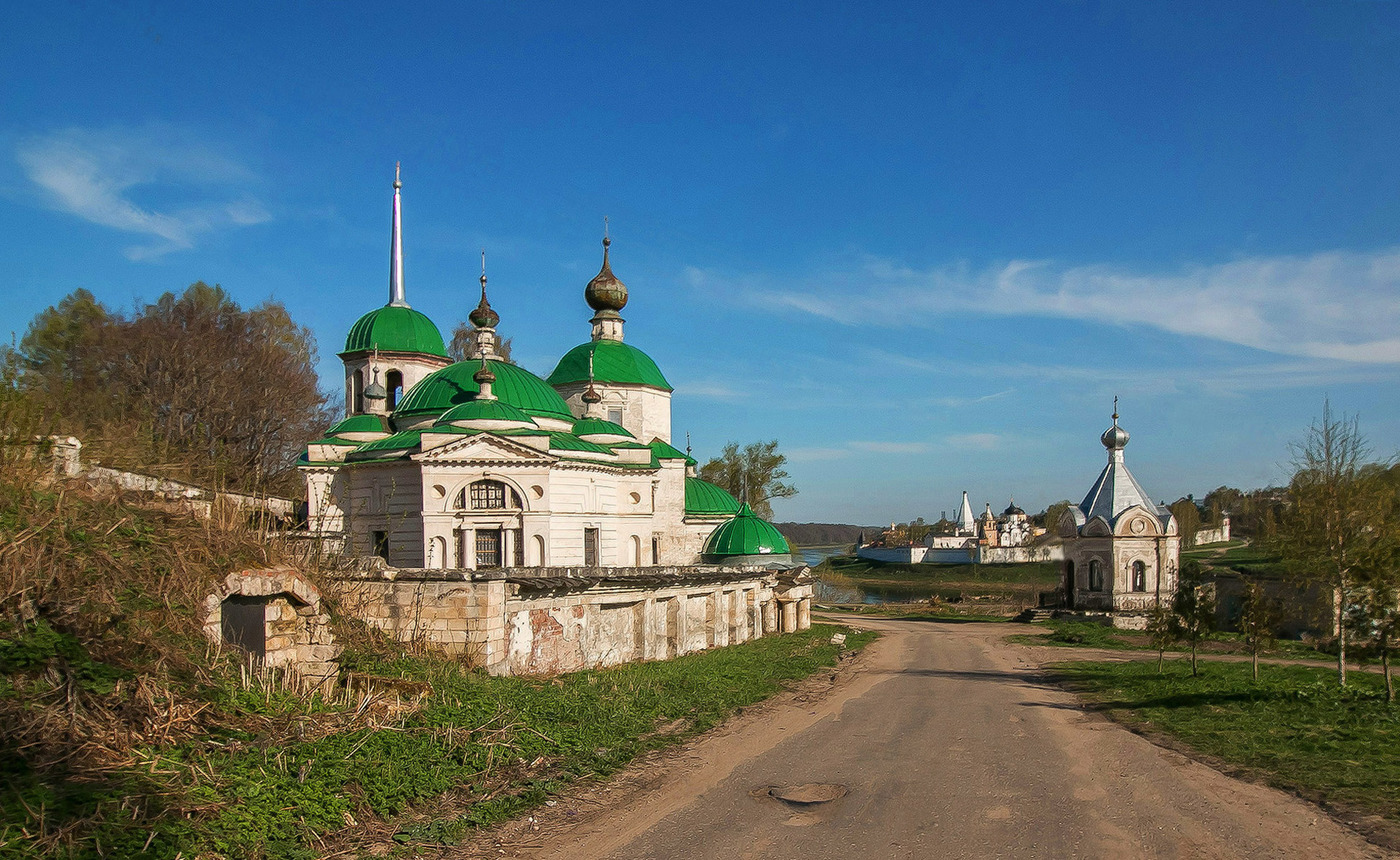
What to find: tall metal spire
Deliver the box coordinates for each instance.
[388,162,408,307]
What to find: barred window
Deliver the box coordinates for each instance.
[455,480,520,510]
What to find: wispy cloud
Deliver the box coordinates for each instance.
[786,447,851,463]
[946,433,1002,451]
[692,248,1400,364]
[679,381,746,399]
[15,125,270,260]
[849,441,931,454]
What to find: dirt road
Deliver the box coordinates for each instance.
[458,619,1390,859]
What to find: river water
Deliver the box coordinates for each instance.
[795,544,942,605]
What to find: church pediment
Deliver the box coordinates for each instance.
[1114,505,1164,537]
[414,432,555,464]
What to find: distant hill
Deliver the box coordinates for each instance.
[774,522,883,547]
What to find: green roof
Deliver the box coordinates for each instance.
[649,438,696,466]
[437,399,536,427]
[547,432,615,454]
[327,414,391,436]
[572,417,634,438]
[346,430,426,460]
[702,503,791,559]
[685,477,741,517]
[546,340,672,391]
[344,305,447,357]
[393,359,574,423]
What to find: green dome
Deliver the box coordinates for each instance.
[327,414,391,437]
[685,477,741,517]
[702,503,792,561]
[436,398,536,428]
[572,417,634,439]
[344,305,447,357]
[547,341,672,391]
[394,359,574,423]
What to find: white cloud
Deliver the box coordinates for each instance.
[15,125,270,260]
[945,433,1001,451]
[849,441,931,454]
[695,247,1400,364]
[786,447,851,462]
[679,381,745,399]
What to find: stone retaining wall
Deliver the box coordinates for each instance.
[328,565,815,676]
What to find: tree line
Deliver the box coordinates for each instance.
[2,284,334,498]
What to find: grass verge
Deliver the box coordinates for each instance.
[2,622,876,859]
[1051,659,1400,830]
[1008,620,1332,661]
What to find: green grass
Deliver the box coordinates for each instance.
[1,623,875,859]
[821,556,1060,585]
[1053,659,1400,821]
[1008,620,1333,661]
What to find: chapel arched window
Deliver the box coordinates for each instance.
[1088,559,1104,592]
[1131,561,1147,592]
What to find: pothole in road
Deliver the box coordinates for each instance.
[763,783,848,806]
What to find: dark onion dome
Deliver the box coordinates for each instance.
[701,503,792,562]
[435,398,536,429]
[468,272,500,328]
[473,360,496,386]
[393,359,573,424]
[1003,502,1026,517]
[572,417,634,440]
[343,305,447,357]
[684,477,741,517]
[547,340,672,391]
[584,236,628,315]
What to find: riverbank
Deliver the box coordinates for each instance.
[813,555,1058,612]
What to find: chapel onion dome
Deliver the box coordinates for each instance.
[701,503,793,565]
[434,398,538,432]
[1003,501,1026,517]
[393,359,574,430]
[1102,412,1130,450]
[584,235,628,316]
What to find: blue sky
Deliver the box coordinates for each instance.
[2,1,1398,524]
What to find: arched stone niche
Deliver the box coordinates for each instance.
[201,566,340,682]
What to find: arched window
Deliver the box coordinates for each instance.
[1131,560,1147,592]
[454,480,522,510]
[1065,559,1075,587]
[532,534,546,566]
[386,370,404,411]
[631,535,643,566]
[1088,559,1104,592]
[352,369,365,414]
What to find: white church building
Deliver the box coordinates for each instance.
[1057,406,1180,624]
[300,170,789,571]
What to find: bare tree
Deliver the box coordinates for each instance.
[448,322,513,363]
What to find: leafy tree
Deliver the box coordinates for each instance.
[1349,583,1400,703]
[1171,560,1215,677]
[1238,581,1280,681]
[1170,497,1201,549]
[448,322,514,364]
[1040,500,1074,532]
[698,440,796,520]
[1147,602,1175,674]
[1272,400,1395,687]
[13,283,332,496]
